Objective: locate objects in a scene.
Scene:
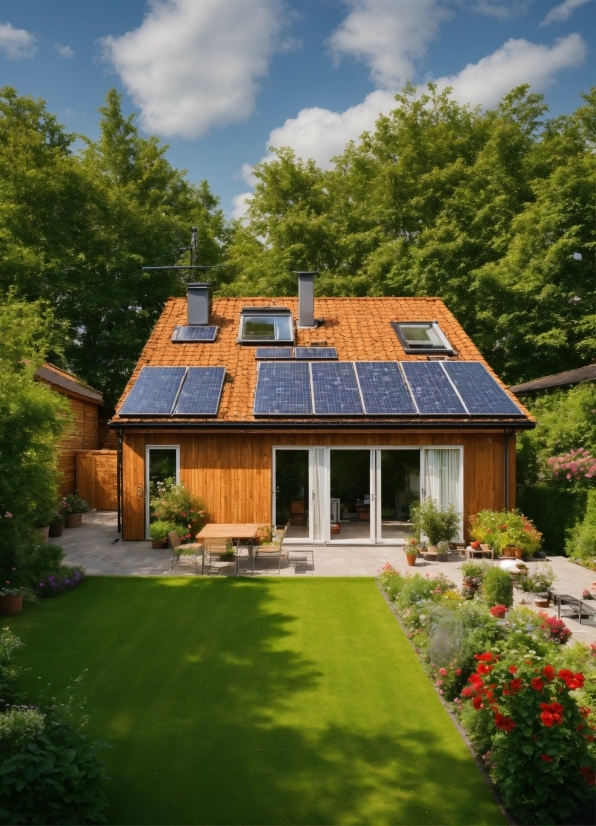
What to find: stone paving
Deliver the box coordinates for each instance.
[57,511,596,644]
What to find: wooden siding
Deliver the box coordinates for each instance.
[76,451,118,510]
[57,399,99,496]
[122,430,516,540]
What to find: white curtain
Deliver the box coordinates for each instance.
[423,449,462,537]
[312,448,326,541]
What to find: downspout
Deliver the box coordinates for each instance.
[503,429,514,511]
[117,430,123,535]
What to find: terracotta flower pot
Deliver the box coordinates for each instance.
[0,594,23,615]
[436,553,449,562]
[405,552,417,567]
[65,513,83,529]
[502,545,515,557]
[151,540,168,549]
[514,547,524,559]
[534,596,550,608]
[470,540,481,550]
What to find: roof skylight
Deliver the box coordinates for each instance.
[392,322,453,354]
[238,307,294,344]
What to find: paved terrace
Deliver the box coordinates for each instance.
[57,511,596,644]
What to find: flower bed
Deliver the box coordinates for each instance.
[378,564,596,824]
[38,566,84,598]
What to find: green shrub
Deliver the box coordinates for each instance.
[517,485,587,555]
[565,489,596,565]
[0,732,109,824]
[0,629,23,711]
[482,568,513,607]
[150,481,207,537]
[0,706,45,751]
[148,520,177,542]
[409,499,460,546]
[378,564,406,601]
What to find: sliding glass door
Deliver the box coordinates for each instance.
[145,445,179,539]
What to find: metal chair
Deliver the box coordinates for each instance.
[203,538,236,576]
[169,531,203,575]
[253,525,289,574]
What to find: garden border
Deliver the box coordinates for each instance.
[376,580,517,826]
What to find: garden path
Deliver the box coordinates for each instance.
[56,511,596,643]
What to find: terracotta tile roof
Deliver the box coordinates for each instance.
[36,363,104,405]
[111,296,533,425]
[511,364,596,395]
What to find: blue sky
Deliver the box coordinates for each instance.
[0,0,594,217]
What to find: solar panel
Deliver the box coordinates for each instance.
[311,362,364,415]
[401,362,467,415]
[173,367,225,415]
[253,362,312,415]
[255,347,293,359]
[294,347,338,359]
[355,362,417,415]
[442,362,524,416]
[119,367,186,415]
[172,326,218,342]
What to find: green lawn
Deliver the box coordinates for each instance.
[6,577,505,825]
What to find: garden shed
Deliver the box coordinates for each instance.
[109,279,534,543]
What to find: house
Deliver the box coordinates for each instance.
[109,277,534,544]
[511,364,596,397]
[36,363,117,509]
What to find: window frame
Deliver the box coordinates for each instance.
[391,321,454,355]
[237,308,295,344]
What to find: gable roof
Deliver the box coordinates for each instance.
[110,296,533,428]
[511,364,596,396]
[36,363,104,405]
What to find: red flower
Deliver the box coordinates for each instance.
[509,678,523,693]
[580,766,596,786]
[579,706,591,718]
[494,713,515,732]
[469,673,484,686]
[543,664,555,681]
[472,696,483,710]
[540,711,555,727]
[531,678,545,691]
[461,687,473,698]
[477,664,493,675]
[476,652,494,662]
[540,754,553,763]
[508,665,518,674]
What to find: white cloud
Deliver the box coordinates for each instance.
[231,192,253,220]
[55,43,74,58]
[472,1,532,19]
[540,0,593,26]
[328,0,451,89]
[435,34,586,106]
[101,0,287,139]
[0,22,36,60]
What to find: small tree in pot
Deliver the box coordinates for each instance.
[410,499,460,559]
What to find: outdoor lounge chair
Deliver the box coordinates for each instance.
[169,531,203,575]
[253,526,289,574]
[548,588,596,625]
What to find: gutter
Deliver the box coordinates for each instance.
[503,428,515,510]
[109,419,535,432]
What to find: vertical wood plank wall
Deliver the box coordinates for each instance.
[122,430,516,540]
[76,451,118,510]
[57,398,100,496]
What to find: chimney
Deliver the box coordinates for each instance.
[294,271,318,328]
[187,282,212,325]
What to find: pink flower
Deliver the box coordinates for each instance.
[439,667,448,676]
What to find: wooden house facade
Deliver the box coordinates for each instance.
[110,281,533,543]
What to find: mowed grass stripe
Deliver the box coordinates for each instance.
[7,577,505,825]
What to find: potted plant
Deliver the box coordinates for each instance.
[149,520,177,549]
[518,563,555,607]
[0,575,26,615]
[410,499,460,555]
[460,560,490,598]
[48,508,65,538]
[60,495,89,528]
[470,510,542,558]
[404,537,418,567]
[436,540,450,562]
[149,482,207,539]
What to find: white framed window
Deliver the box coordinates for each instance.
[392,321,454,354]
[238,308,294,343]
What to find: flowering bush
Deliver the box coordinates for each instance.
[489,604,508,618]
[460,653,595,824]
[38,566,84,598]
[59,495,89,515]
[538,612,571,645]
[149,482,207,540]
[470,509,542,555]
[547,448,596,485]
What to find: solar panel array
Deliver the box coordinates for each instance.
[253,362,312,415]
[253,360,524,417]
[172,326,218,342]
[255,347,338,360]
[119,366,225,416]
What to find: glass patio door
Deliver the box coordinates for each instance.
[374,449,420,542]
[421,448,463,540]
[145,445,179,539]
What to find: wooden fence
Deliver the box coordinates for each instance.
[76,450,117,511]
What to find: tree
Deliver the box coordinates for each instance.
[0,293,69,571]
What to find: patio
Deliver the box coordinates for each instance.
[56,511,596,643]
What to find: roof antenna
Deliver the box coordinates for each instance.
[142,226,225,280]
[190,226,198,269]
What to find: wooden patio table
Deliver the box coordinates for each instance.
[196,523,264,575]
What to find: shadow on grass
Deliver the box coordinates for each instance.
[10,577,503,826]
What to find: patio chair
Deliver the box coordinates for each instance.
[203,538,236,576]
[169,531,203,575]
[253,525,289,574]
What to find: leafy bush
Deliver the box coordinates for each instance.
[409,499,460,546]
[148,520,176,542]
[377,564,406,601]
[60,495,89,515]
[0,629,24,711]
[0,706,45,750]
[539,613,571,645]
[517,485,587,555]
[470,509,542,555]
[518,563,556,593]
[482,567,513,607]
[149,481,207,538]
[565,489,596,566]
